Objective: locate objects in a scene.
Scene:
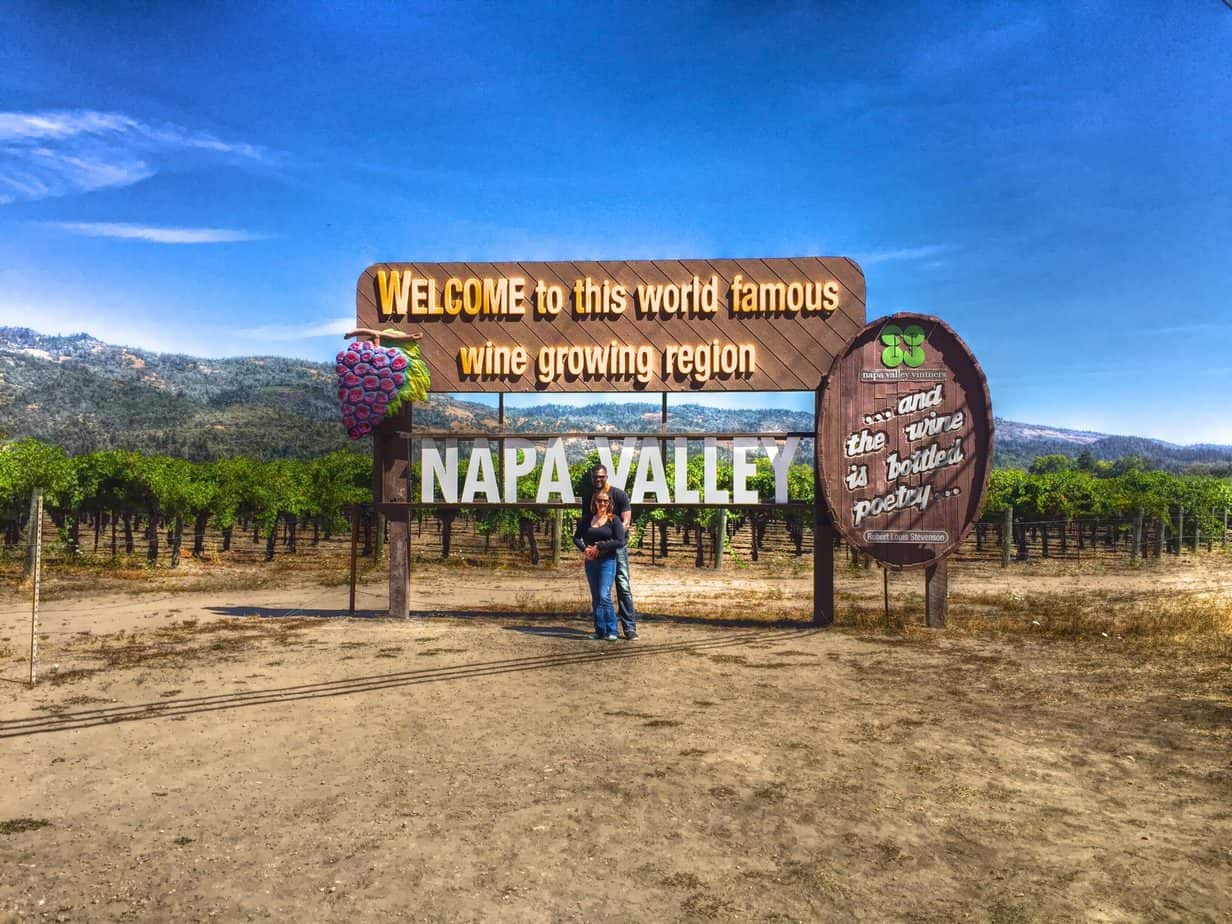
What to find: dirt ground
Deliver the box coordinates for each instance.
[1,555,1230,922]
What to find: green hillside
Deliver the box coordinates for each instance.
[1,327,1229,471]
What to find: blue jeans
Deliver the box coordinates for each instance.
[614,545,636,635]
[585,555,618,637]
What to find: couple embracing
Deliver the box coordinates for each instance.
[572,465,638,641]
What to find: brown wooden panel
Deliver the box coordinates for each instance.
[817,314,994,570]
[355,257,866,393]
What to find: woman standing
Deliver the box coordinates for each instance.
[573,489,626,640]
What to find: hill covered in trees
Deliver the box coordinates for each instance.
[0,327,1229,471]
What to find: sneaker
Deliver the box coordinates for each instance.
[605,635,619,641]
[587,633,602,640]
[625,632,638,641]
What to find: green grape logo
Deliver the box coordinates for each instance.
[880,323,926,368]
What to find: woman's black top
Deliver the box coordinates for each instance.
[572,517,626,560]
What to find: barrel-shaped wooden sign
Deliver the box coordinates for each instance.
[818,314,993,569]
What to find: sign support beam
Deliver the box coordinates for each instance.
[925,559,947,628]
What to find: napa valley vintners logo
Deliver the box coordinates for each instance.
[880,323,926,368]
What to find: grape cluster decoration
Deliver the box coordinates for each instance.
[336,339,430,439]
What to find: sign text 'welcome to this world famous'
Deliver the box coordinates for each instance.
[356,258,866,393]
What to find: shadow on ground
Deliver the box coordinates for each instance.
[2,627,820,740]
[205,605,820,632]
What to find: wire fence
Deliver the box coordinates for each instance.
[5,506,1229,575]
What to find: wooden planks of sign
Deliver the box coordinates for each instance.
[355,258,866,393]
[817,314,993,576]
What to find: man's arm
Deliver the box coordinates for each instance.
[616,489,632,529]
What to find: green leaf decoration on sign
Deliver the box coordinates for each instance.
[385,341,430,417]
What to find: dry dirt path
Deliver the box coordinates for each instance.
[1,559,1230,921]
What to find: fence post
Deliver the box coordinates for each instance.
[1156,518,1165,558]
[551,508,562,567]
[1175,505,1184,555]
[374,512,386,562]
[714,509,727,569]
[348,506,360,615]
[1132,507,1143,561]
[1223,507,1228,550]
[1001,506,1012,568]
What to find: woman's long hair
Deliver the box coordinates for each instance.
[590,488,615,525]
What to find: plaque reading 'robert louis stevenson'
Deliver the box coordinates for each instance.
[818,314,993,569]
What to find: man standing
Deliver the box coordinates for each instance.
[581,464,638,639]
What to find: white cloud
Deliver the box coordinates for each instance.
[0,111,138,141]
[0,109,270,204]
[45,221,270,244]
[237,317,355,340]
[853,244,950,267]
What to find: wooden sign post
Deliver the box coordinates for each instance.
[818,314,994,627]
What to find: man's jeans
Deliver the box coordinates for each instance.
[614,545,637,635]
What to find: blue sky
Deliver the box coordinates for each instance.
[1,2,1229,443]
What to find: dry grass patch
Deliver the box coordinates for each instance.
[0,818,52,835]
[947,588,1232,653]
[45,616,317,683]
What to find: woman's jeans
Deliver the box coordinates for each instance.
[584,555,618,637]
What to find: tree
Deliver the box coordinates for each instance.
[1029,454,1071,475]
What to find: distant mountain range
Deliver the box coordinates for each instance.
[0,327,1228,471]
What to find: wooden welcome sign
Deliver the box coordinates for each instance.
[355,258,866,393]
[349,256,992,627]
[817,314,993,570]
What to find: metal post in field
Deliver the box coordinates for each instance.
[28,488,43,685]
[23,489,40,582]
[1132,507,1144,561]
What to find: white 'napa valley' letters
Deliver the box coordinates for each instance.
[416,437,801,504]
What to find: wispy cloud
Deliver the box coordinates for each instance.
[0,109,270,204]
[1129,322,1223,337]
[853,244,951,267]
[45,221,270,244]
[238,317,355,340]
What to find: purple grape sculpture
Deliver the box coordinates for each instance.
[336,338,430,439]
